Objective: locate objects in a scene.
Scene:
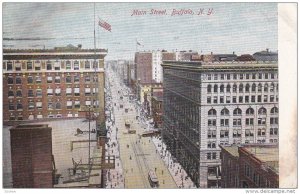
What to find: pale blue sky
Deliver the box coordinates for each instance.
[3,3,278,60]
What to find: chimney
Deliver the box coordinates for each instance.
[233,51,235,55]
[266,48,269,53]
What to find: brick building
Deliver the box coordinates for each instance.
[3,46,107,123]
[10,124,54,188]
[161,60,278,188]
[151,86,163,128]
[220,144,279,188]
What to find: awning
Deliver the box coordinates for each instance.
[74,88,80,93]
[66,88,72,93]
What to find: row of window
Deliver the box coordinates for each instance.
[5,61,99,71]
[207,83,278,93]
[207,72,277,81]
[208,107,278,116]
[207,117,278,127]
[9,100,97,110]
[8,88,98,98]
[207,128,278,139]
[207,95,278,104]
[8,113,81,121]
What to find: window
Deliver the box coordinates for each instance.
[55,88,61,96]
[17,102,23,110]
[265,73,269,79]
[66,61,71,70]
[85,76,91,82]
[220,96,224,103]
[208,109,217,116]
[48,102,53,110]
[16,90,22,97]
[28,101,35,110]
[246,118,254,125]
[258,73,262,79]
[226,96,230,103]
[213,96,217,104]
[220,119,229,126]
[47,63,52,70]
[246,74,250,79]
[55,76,61,83]
[7,62,13,71]
[36,89,42,97]
[264,84,268,92]
[7,77,14,84]
[221,108,229,116]
[67,101,73,109]
[246,108,254,115]
[207,130,216,138]
[35,62,41,70]
[207,153,211,160]
[9,102,14,110]
[208,142,216,148]
[233,119,241,126]
[36,102,42,109]
[85,61,90,69]
[245,96,249,103]
[233,74,237,80]
[85,100,91,106]
[239,84,243,92]
[47,76,53,83]
[15,63,21,71]
[36,76,42,84]
[270,128,278,135]
[258,118,266,125]
[212,152,217,159]
[233,130,242,137]
[28,90,34,97]
[233,108,242,116]
[232,96,237,103]
[47,88,53,96]
[27,62,33,70]
[220,85,224,93]
[15,77,22,84]
[207,97,211,104]
[214,74,218,80]
[27,76,34,84]
[252,73,256,79]
[208,119,216,126]
[245,129,254,137]
[245,84,250,92]
[8,90,14,97]
[258,107,267,115]
[220,130,229,138]
[258,84,262,92]
[74,61,79,70]
[264,95,268,102]
[271,107,278,114]
[271,73,275,79]
[226,84,231,92]
[85,88,91,96]
[66,88,72,96]
[207,74,212,80]
[239,96,243,103]
[252,83,256,92]
[270,117,278,125]
[227,74,230,80]
[270,83,275,92]
[251,95,255,103]
[257,129,266,136]
[56,102,61,109]
[207,85,212,93]
[214,84,218,93]
[54,62,60,70]
[74,75,80,83]
[74,88,80,96]
[66,76,72,83]
[233,84,237,92]
[240,74,244,80]
[74,101,80,109]
[257,95,262,102]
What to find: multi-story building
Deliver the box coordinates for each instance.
[253,49,278,61]
[161,60,278,188]
[220,144,279,188]
[3,46,107,123]
[151,86,163,128]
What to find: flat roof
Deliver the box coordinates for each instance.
[245,146,279,163]
[221,145,239,157]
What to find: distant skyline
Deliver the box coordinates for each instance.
[3,3,278,60]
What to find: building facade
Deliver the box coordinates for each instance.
[151,86,163,128]
[161,61,278,188]
[3,47,107,123]
[220,144,279,188]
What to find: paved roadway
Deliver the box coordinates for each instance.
[107,69,177,189]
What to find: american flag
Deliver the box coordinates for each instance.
[98,18,111,32]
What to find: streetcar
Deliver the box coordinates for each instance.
[148,170,159,188]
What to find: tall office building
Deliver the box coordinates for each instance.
[161,60,278,188]
[3,46,107,123]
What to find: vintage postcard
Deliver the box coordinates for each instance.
[1,1,297,193]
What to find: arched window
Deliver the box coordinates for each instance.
[239,84,243,92]
[264,83,268,92]
[246,108,254,115]
[16,90,22,97]
[220,85,224,93]
[270,83,275,92]
[258,107,267,115]
[233,84,237,92]
[245,84,250,92]
[271,107,278,114]
[208,108,217,116]
[8,90,14,97]
[221,108,229,116]
[258,84,262,92]
[226,84,231,92]
[233,108,242,116]
[214,84,218,93]
[56,102,61,109]
[252,83,256,92]
[207,85,212,93]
